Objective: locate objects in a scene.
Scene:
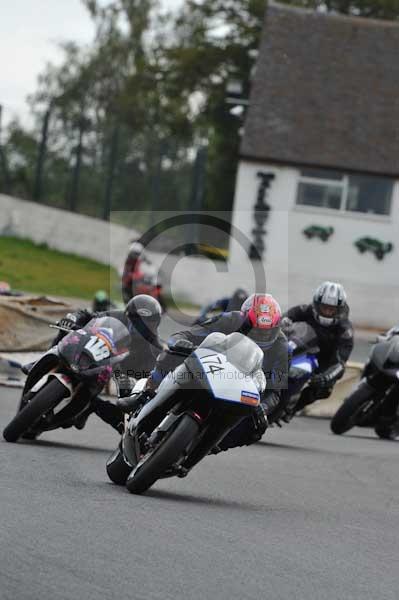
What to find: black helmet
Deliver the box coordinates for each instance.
[125,294,162,336]
[226,288,248,312]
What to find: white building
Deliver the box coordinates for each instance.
[231,3,399,328]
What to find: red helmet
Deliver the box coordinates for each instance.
[241,293,282,342]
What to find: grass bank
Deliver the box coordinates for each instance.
[0,236,118,300]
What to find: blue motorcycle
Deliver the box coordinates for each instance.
[271,321,319,423]
[288,322,319,396]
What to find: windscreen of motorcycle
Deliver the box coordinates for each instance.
[372,337,399,372]
[81,317,130,359]
[287,322,319,356]
[383,337,399,370]
[198,332,263,375]
[195,332,262,405]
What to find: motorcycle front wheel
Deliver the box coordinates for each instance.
[3,379,69,443]
[126,414,199,495]
[374,423,398,441]
[330,381,374,435]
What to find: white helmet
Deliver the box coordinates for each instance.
[128,241,144,257]
[312,281,347,327]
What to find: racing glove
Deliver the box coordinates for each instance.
[281,316,294,333]
[309,363,344,389]
[168,338,195,355]
[117,389,156,414]
[308,373,329,389]
[57,309,92,331]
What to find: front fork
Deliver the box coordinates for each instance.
[123,400,240,475]
[181,413,240,471]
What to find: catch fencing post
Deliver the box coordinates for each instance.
[33,105,52,202]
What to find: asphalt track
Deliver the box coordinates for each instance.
[1,386,398,600]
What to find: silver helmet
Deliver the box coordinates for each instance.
[128,241,144,258]
[312,281,347,327]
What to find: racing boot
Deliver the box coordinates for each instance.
[210,405,269,454]
[74,398,124,433]
[21,362,35,375]
[117,389,156,414]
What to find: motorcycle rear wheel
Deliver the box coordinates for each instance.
[3,379,69,443]
[126,414,199,495]
[330,382,374,435]
[106,445,132,485]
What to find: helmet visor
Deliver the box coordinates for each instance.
[318,303,339,319]
[248,325,281,344]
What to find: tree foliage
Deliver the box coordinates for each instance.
[1,0,398,221]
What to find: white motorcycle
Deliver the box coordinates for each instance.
[106,331,266,494]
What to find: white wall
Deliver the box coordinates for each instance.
[0,195,268,308]
[0,194,137,267]
[231,161,399,328]
[2,188,398,327]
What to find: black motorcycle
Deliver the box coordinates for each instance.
[106,331,266,495]
[330,334,399,439]
[3,317,130,443]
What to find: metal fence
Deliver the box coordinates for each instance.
[0,104,208,227]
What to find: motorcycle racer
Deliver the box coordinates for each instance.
[196,288,248,322]
[283,281,354,415]
[47,295,163,433]
[120,293,290,452]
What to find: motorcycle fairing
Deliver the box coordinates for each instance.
[372,338,399,375]
[31,371,73,396]
[190,348,260,406]
[287,322,320,357]
[58,320,129,381]
[290,354,319,376]
[127,364,188,437]
[22,348,60,395]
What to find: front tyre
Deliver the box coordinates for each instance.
[106,445,132,485]
[330,381,374,435]
[126,414,199,495]
[374,423,398,441]
[3,379,69,443]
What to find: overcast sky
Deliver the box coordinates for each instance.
[0,0,182,127]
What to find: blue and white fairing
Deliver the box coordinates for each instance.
[192,332,265,407]
[288,339,319,396]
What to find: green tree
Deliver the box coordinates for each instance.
[157,0,266,212]
[7,0,399,221]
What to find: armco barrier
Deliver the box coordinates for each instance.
[0,353,40,387]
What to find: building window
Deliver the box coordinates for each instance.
[346,176,392,215]
[296,169,393,216]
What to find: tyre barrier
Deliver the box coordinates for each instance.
[0,295,81,352]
